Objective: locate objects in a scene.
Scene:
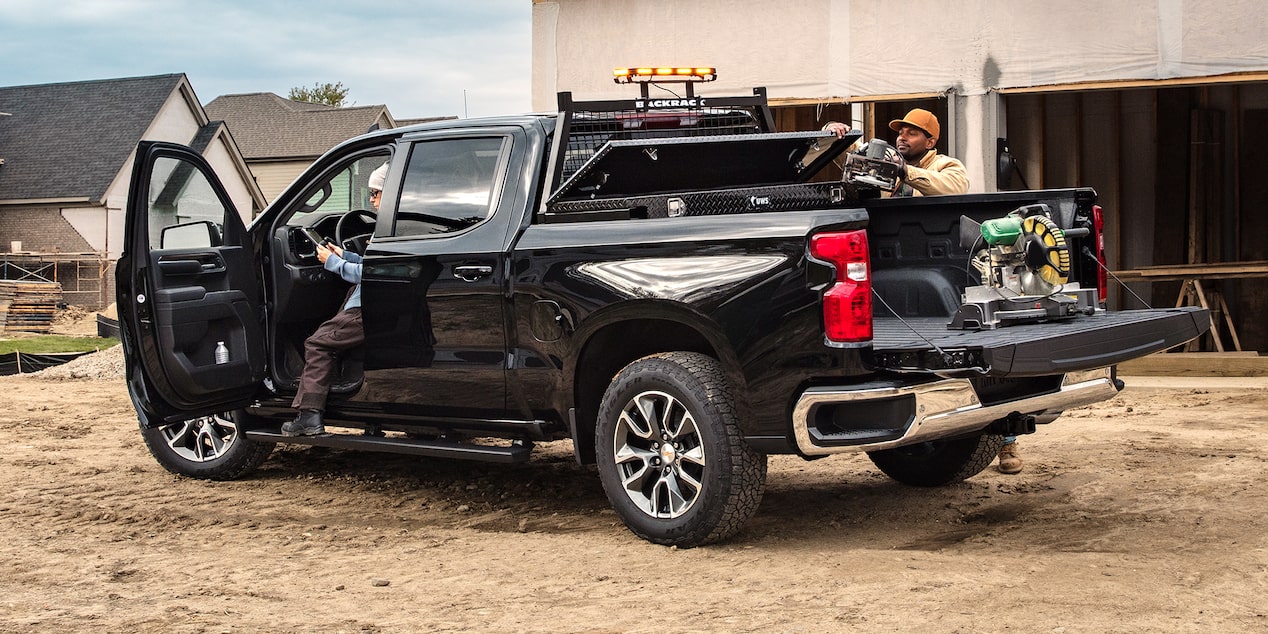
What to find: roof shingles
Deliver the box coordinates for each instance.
[205,93,395,160]
[0,74,186,203]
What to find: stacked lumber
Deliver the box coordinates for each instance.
[0,281,63,333]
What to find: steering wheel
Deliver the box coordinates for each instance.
[335,209,377,255]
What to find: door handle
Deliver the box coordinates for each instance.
[453,265,494,282]
[157,254,224,275]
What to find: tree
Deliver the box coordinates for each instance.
[288,82,351,107]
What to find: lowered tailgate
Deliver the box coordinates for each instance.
[871,307,1209,376]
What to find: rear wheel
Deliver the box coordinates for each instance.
[595,352,767,547]
[867,433,1005,487]
[139,411,275,480]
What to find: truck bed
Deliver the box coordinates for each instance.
[872,307,1208,376]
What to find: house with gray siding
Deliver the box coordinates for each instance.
[205,93,398,204]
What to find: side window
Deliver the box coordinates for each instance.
[294,154,390,219]
[147,156,227,249]
[393,137,505,237]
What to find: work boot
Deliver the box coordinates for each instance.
[997,441,1022,474]
[282,409,325,437]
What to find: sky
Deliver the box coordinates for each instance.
[0,0,533,119]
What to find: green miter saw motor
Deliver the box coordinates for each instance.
[949,203,1099,330]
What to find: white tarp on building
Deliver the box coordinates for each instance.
[532,0,1268,106]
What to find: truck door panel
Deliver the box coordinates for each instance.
[359,133,518,419]
[118,143,265,421]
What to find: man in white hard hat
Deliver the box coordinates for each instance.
[283,162,387,436]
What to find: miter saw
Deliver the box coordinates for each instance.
[948,204,1099,330]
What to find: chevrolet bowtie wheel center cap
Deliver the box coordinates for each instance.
[659,443,677,465]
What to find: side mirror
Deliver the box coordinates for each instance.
[161,220,222,249]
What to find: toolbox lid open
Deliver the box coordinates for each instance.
[548,130,860,204]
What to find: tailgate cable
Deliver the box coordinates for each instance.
[1082,247,1152,309]
[871,249,1151,374]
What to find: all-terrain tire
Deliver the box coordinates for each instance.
[139,411,275,481]
[595,352,767,547]
[867,433,1006,487]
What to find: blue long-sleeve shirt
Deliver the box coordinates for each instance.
[323,250,363,310]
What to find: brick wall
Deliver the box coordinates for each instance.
[0,205,112,309]
[0,206,95,253]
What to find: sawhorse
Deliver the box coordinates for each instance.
[1174,278,1242,352]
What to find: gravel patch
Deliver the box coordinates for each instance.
[31,344,126,381]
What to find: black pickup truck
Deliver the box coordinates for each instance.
[117,91,1207,547]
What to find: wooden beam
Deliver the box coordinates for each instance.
[1074,92,1084,184]
[1113,260,1268,280]
[1118,351,1268,377]
[847,91,946,103]
[768,97,851,107]
[997,71,1268,95]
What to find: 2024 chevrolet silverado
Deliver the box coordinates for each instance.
[117,89,1207,547]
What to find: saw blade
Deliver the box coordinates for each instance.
[1021,215,1071,286]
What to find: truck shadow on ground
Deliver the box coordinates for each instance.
[246,442,1109,550]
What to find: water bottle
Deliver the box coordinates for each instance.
[215,341,229,365]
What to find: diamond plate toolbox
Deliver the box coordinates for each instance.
[548,181,853,218]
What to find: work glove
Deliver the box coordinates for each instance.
[889,150,907,177]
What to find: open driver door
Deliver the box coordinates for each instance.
[117,141,266,426]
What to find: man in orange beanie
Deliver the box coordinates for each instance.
[823,108,968,196]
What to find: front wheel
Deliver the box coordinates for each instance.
[867,433,1005,487]
[139,411,275,480]
[595,352,767,547]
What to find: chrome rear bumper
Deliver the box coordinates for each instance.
[791,367,1120,456]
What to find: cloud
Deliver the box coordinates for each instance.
[0,0,531,118]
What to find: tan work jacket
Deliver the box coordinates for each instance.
[903,150,969,196]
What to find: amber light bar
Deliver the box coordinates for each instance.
[613,66,717,83]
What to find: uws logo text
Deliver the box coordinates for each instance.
[636,98,707,109]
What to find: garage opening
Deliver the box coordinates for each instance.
[1001,80,1268,352]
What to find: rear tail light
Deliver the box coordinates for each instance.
[1092,205,1107,306]
[810,230,872,344]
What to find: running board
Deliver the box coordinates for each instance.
[245,430,533,463]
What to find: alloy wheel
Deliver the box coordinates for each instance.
[159,414,239,463]
[612,390,707,519]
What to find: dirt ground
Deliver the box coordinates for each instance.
[1,316,1266,632]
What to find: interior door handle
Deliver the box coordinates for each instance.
[453,265,493,281]
[157,254,224,275]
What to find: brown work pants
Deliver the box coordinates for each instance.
[291,307,364,412]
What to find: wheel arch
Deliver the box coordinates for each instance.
[569,311,748,464]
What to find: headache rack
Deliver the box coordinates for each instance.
[548,87,776,191]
